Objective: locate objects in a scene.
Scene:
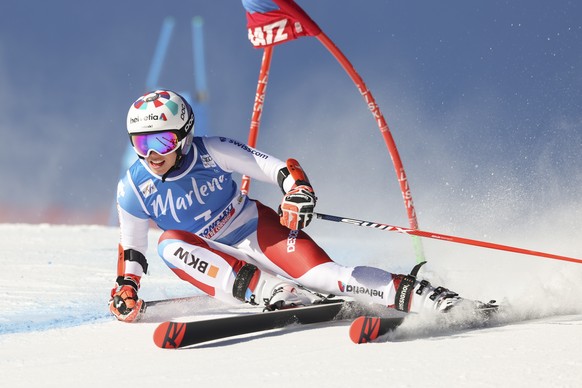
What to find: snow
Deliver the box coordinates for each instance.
[1,223,582,388]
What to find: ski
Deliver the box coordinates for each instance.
[350,301,501,344]
[349,316,405,344]
[153,300,397,348]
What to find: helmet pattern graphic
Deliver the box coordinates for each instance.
[132,90,178,116]
[127,90,193,135]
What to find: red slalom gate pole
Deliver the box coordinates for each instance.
[241,46,274,195]
[315,32,424,262]
[242,1,424,262]
[315,212,582,265]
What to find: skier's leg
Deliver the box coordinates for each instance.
[297,262,463,313]
[243,202,463,313]
[157,230,317,308]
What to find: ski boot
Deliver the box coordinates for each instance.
[393,261,497,316]
[262,284,320,311]
[232,263,321,311]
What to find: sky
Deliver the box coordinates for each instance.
[0,0,581,230]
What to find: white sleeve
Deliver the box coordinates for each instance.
[118,205,149,276]
[202,136,286,185]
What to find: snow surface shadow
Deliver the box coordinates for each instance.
[0,295,248,335]
[0,312,112,336]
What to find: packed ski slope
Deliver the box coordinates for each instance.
[1,223,581,388]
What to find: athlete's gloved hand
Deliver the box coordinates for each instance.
[279,184,316,230]
[109,275,144,323]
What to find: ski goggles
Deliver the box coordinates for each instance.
[130,130,182,157]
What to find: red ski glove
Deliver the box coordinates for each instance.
[279,184,316,230]
[109,275,143,323]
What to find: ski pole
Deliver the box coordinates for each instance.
[315,212,582,265]
[144,295,202,308]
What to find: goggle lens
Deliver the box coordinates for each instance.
[131,131,181,157]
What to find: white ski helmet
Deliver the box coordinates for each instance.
[126,90,195,158]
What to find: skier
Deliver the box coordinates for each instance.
[110,89,469,322]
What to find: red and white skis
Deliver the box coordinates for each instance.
[151,299,499,348]
[153,300,401,348]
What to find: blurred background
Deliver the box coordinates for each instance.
[1,1,581,267]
